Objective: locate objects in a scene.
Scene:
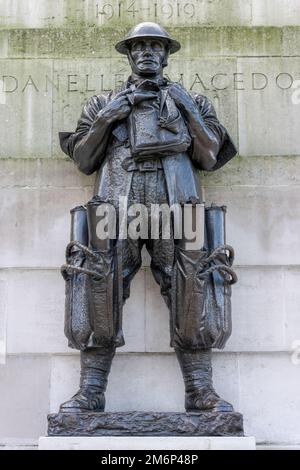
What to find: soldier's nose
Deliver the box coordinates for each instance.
[142,43,154,54]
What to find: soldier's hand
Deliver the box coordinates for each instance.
[100,88,132,123]
[168,84,197,115]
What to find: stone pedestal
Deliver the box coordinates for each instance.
[47,411,244,437]
[39,436,256,450]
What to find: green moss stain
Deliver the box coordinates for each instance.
[2,26,294,59]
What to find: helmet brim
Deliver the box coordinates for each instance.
[115,35,181,55]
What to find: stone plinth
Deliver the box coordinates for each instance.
[39,436,255,450]
[47,411,244,437]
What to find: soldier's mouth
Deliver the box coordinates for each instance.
[140,59,156,64]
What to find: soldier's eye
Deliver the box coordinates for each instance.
[151,42,164,51]
[131,42,144,51]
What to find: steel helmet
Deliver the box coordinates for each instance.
[115,22,181,55]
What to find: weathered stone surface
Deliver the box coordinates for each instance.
[144,269,171,352]
[0,0,252,29]
[0,187,88,268]
[252,0,300,26]
[0,158,94,189]
[205,186,300,266]
[122,269,147,353]
[181,26,283,58]
[228,267,286,352]
[203,155,300,188]
[2,27,286,59]
[47,411,244,437]
[0,0,65,28]
[282,267,300,351]
[0,355,50,439]
[283,27,300,56]
[0,59,53,158]
[0,31,8,58]
[239,353,300,443]
[0,279,7,364]
[3,268,68,354]
[237,57,300,156]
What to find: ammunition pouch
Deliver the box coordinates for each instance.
[171,205,237,351]
[61,202,124,351]
[85,248,117,349]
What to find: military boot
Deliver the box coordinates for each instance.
[59,348,115,412]
[175,349,233,412]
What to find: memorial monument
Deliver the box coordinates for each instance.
[48,22,242,437]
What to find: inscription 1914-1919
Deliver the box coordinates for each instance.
[95,0,221,22]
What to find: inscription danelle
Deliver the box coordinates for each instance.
[0,72,297,94]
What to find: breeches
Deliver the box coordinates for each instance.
[122,169,174,310]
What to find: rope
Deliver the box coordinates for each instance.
[196,244,238,285]
[203,244,235,267]
[198,264,238,285]
[61,264,104,281]
[65,241,100,261]
[62,241,109,281]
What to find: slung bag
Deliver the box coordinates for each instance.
[127,81,191,160]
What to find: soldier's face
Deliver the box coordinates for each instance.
[128,39,168,76]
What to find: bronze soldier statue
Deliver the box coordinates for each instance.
[59,23,237,414]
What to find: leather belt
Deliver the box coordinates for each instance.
[122,158,163,172]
